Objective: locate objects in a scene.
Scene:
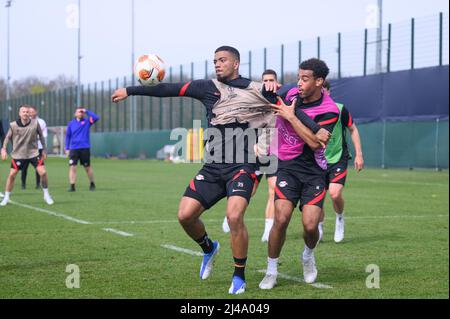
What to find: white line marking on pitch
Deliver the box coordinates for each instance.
[7,199,92,225]
[161,244,203,256]
[102,228,134,237]
[257,270,333,289]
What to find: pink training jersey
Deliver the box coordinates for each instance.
[271,87,339,169]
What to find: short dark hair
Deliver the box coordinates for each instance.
[323,80,331,91]
[262,69,277,79]
[299,58,329,80]
[28,105,37,111]
[215,46,240,61]
[19,104,31,111]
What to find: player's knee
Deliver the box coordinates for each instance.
[303,221,318,234]
[274,214,290,230]
[177,208,195,225]
[329,190,342,201]
[226,212,243,229]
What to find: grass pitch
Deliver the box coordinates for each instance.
[0,158,448,298]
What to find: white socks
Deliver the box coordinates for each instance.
[43,188,50,196]
[336,212,344,220]
[261,218,274,241]
[267,257,279,275]
[303,246,314,260]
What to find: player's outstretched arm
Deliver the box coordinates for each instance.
[111,88,129,103]
[1,127,12,160]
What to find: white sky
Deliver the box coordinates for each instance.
[0,0,448,84]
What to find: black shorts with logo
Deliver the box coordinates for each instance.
[11,155,44,171]
[274,167,327,211]
[69,148,91,167]
[183,164,257,210]
[325,157,348,188]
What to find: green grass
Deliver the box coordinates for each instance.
[0,158,448,298]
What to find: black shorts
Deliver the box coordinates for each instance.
[183,164,257,210]
[11,156,44,171]
[325,158,348,188]
[69,148,91,167]
[274,167,327,211]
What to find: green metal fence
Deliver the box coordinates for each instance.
[1,12,448,131]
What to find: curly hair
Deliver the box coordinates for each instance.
[299,58,329,80]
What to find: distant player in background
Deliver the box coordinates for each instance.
[1,105,54,206]
[318,80,364,243]
[222,69,279,243]
[20,106,47,190]
[65,107,99,192]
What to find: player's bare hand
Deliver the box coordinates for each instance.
[264,81,282,93]
[41,151,47,161]
[1,148,8,161]
[315,128,331,148]
[111,88,129,103]
[65,150,70,157]
[271,97,296,122]
[354,154,364,172]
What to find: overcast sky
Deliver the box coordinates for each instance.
[0,0,448,84]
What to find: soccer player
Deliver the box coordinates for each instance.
[65,107,99,192]
[112,46,329,294]
[317,80,364,243]
[222,69,280,242]
[1,105,54,206]
[20,106,47,190]
[259,59,339,289]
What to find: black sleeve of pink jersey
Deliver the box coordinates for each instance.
[126,79,213,100]
[296,109,322,134]
[341,106,353,128]
[314,112,340,133]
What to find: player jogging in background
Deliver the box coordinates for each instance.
[1,105,54,206]
[259,59,339,290]
[222,69,280,243]
[112,46,329,294]
[65,107,99,192]
[20,105,47,190]
[318,80,364,243]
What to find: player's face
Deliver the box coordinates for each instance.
[19,107,30,121]
[28,108,37,119]
[75,109,84,119]
[214,51,239,81]
[297,69,323,100]
[262,74,277,85]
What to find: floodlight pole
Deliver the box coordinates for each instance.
[5,0,12,120]
[130,0,136,132]
[76,0,81,107]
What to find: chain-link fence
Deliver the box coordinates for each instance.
[1,12,448,131]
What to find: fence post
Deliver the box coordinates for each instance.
[298,40,302,65]
[122,77,126,132]
[191,62,194,128]
[338,32,341,79]
[317,37,321,59]
[248,50,252,80]
[263,47,267,71]
[180,64,184,128]
[108,79,112,132]
[115,78,119,131]
[281,44,285,84]
[439,12,443,66]
[381,119,386,168]
[387,23,391,72]
[411,18,415,70]
[435,117,440,171]
[204,60,208,79]
[364,29,368,76]
[169,66,173,129]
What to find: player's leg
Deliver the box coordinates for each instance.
[181,169,223,281]
[261,175,276,242]
[35,149,43,189]
[20,160,29,190]
[260,171,298,290]
[34,158,54,205]
[1,163,20,206]
[329,182,345,242]
[301,204,322,283]
[68,150,78,192]
[225,169,255,294]
[81,149,95,190]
